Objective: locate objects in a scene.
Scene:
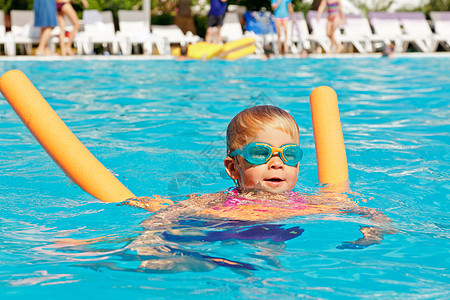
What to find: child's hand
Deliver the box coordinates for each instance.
[120,195,174,212]
[337,226,388,250]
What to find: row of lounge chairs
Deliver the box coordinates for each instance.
[268,10,450,54]
[229,10,449,54]
[0,9,449,56]
[0,9,201,56]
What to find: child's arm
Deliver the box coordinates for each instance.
[337,0,345,24]
[314,186,394,249]
[288,2,295,22]
[121,191,225,215]
[349,206,392,224]
[316,0,327,21]
[338,206,395,249]
[121,195,174,212]
[80,0,89,8]
[271,0,281,12]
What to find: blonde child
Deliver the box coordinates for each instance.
[56,0,89,56]
[51,105,392,272]
[126,105,391,249]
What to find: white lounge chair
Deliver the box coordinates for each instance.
[0,10,5,54]
[9,10,42,55]
[429,11,450,51]
[220,12,244,42]
[80,10,122,54]
[289,12,312,54]
[368,12,414,52]
[0,10,14,55]
[397,12,439,52]
[117,10,165,55]
[339,14,380,53]
[151,24,200,54]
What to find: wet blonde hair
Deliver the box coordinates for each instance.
[226,105,300,155]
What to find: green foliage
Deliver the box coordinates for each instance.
[151,14,175,25]
[2,0,32,12]
[423,0,450,13]
[194,14,207,38]
[151,0,177,15]
[292,0,312,14]
[0,0,13,12]
[87,0,138,11]
[350,0,449,15]
[350,0,394,14]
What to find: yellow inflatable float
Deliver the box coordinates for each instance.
[0,70,348,204]
[172,37,256,60]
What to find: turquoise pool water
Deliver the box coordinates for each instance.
[0,57,449,299]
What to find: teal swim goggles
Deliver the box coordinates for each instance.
[229,142,303,167]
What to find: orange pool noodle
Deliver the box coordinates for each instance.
[0,70,135,202]
[310,86,348,185]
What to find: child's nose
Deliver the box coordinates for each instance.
[269,153,284,168]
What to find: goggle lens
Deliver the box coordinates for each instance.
[284,146,301,162]
[248,145,271,161]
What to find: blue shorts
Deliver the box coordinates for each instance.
[207,14,225,28]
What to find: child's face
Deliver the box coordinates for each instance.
[225,127,300,193]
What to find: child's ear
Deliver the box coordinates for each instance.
[224,156,241,182]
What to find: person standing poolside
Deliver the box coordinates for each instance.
[317,0,345,53]
[56,0,89,56]
[205,0,227,44]
[34,0,58,55]
[271,0,295,55]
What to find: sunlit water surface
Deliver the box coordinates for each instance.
[0,57,449,299]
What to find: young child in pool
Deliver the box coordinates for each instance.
[96,104,395,272]
[125,105,391,246]
[126,105,303,214]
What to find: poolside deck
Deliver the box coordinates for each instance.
[0,52,449,62]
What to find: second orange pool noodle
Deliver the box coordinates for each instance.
[310,86,348,185]
[0,70,135,203]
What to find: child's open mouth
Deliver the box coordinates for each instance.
[265,178,283,182]
[264,177,285,188]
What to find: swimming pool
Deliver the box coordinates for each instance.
[0,56,449,298]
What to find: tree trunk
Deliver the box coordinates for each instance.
[312,0,322,10]
[177,0,192,17]
[175,0,196,35]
